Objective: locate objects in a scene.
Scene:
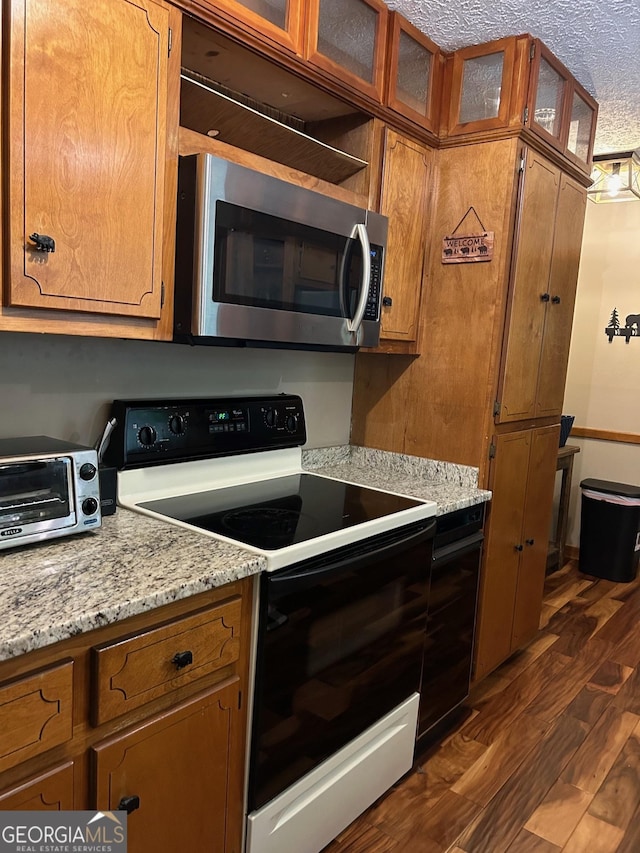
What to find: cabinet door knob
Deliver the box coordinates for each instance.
[172,650,193,669]
[382,296,393,307]
[526,538,535,546]
[515,544,523,552]
[118,795,140,814]
[552,295,561,304]
[28,232,56,253]
[540,292,550,302]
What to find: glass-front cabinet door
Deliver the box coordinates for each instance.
[305,0,389,101]
[529,44,568,145]
[200,0,305,54]
[445,36,517,135]
[565,83,598,167]
[386,12,441,133]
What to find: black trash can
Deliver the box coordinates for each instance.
[579,479,640,582]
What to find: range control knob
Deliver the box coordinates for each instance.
[169,414,185,435]
[286,414,298,434]
[138,425,157,446]
[79,462,97,481]
[82,497,99,516]
[264,408,278,428]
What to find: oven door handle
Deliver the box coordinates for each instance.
[267,520,436,598]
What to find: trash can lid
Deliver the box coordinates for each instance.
[580,478,640,498]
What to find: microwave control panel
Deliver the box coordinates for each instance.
[106,395,306,469]
[365,244,384,321]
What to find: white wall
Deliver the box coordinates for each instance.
[0,332,355,449]
[563,199,640,547]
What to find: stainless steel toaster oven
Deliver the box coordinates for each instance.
[0,436,101,550]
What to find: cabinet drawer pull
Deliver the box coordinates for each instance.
[118,795,140,814]
[28,232,56,253]
[172,650,194,670]
[551,295,561,304]
[382,296,393,307]
[540,292,550,302]
[515,544,523,551]
[526,538,535,546]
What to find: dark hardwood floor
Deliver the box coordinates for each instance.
[322,561,640,852]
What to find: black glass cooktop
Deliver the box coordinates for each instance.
[139,473,423,550]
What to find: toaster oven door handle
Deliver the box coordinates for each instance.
[346,223,371,334]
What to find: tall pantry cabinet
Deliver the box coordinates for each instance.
[352,135,588,680]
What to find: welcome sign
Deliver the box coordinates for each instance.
[0,811,127,853]
[441,231,494,264]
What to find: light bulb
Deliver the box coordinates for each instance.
[606,163,622,197]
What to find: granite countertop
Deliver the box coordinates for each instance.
[0,509,265,662]
[0,445,490,664]
[302,445,492,516]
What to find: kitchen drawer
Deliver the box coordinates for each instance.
[91,597,242,725]
[0,660,74,773]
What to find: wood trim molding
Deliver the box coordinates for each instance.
[571,427,640,446]
[565,544,579,562]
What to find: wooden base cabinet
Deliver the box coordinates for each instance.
[0,580,251,853]
[94,680,243,853]
[0,763,75,810]
[474,424,560,681]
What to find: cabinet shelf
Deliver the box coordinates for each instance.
[180,70,368,184]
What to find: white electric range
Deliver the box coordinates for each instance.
[106,394,437,853]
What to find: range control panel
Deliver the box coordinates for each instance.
[104,395,306,469]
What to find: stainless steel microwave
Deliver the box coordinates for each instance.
[174,154,388,351]
[0,436,101,550]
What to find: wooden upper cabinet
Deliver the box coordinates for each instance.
[377,129,432,344]
[385,12,442,133]
[527,41,569,149]
[443,36,522,137]
[528,40,597,168]
[305,0,388,102]
[534,172,586,417]
[189,0,305,54]
[6,0,169,320]
[497,149,587,423]
[442,35,597,171]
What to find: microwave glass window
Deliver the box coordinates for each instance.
[0,459,71,528]
[213,201,363,317]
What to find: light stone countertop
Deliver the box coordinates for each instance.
[0,446,490,663]
[0,509,265,662]
[302,446,492,516]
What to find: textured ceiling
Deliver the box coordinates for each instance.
[386,0,640,155]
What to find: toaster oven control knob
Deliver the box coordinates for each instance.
[82,497,99,516]
[169,414,185,435]
[79,462,97,481]
[264,408,277,428]
[138,426,157,446]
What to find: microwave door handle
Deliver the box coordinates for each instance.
[337,236,351,318]
[346,223,371,333]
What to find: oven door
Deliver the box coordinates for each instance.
[248,518,435,812]
[0,456,74,539]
